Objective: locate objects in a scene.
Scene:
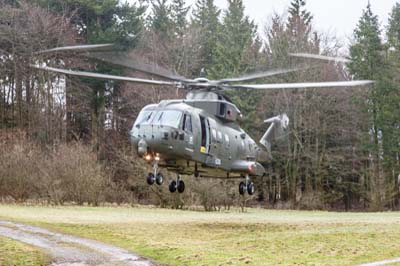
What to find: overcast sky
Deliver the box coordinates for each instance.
[203,0,398,44]
[131,0,398,50]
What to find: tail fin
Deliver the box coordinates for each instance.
[259,114,289,155]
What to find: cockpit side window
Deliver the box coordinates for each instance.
[182,114,193,133]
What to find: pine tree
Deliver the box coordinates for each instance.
[171,0,190,38]
[210,0,257,78]
[288,0,313,27]
[286,0,314,50]
[348,3,387,209]
[149,0,173,41]
[207,0,260,135]
[191,0,221,74]
[348,3,383,80]
[388,3,400,50]
[384,2,400,208]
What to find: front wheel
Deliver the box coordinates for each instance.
[247,182,255,195]
[147,173,155,185]
[239,182,246,195]
[169,180,177,193]
[156,173,164,185]
[177,180,185,193]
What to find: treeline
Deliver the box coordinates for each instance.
[0,0,399,211]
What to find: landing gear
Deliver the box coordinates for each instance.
[177,179,185,193]
[169,180,177,193]
[239,175,255,196]
[147,173,155,185]
[146,161,163,186]
[156,173,164,185]
[169,175,185,193]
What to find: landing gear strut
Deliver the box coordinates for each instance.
[239,175,255,196]
[146,161,164,186]
[169,175,185,193]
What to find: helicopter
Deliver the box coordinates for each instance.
[32,44,373,195]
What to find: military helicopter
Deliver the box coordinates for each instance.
[33,44,373,195]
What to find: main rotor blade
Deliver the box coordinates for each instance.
[224,80,374,90]
[289,53,350,63]
[215,67,304,84]
[87,51,192,82]
[31,65,177,86]
[35,44,114,55]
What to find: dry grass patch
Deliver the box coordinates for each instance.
[0,236,46,266]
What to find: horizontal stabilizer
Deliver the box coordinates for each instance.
[260,114,289,155]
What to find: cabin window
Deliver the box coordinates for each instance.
[182,114,193,133]
[217,131,223,142]
[154,110,182,128]
[224,134,230,143]
[224,134,230,148]
[211,129,217,141]
[219,103,226,116]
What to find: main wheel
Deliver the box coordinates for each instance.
[156,173,164,185]
[239,182,246,195]
[177,180,185,193]
[169,180,177,193]
[247,182,255,195]
[147,173,155,185]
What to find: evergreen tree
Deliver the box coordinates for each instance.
[388,3,400,50]
[348,3,383,80]
[191,0,221,74]
[208,0,260,135]
[149,0,173,41]
[348,3,388,209]
[286,0,314,51]
[171,0,190,38]
[210,0,257,78]
[384,2,400,208]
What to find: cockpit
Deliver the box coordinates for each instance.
[130,106,193,158]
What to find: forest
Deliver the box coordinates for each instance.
[0,0,399,211]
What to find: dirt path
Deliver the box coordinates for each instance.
[358,258,400,266]
[0,220,154,266]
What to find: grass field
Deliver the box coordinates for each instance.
[0,236,46,266]
[0,205,399,266]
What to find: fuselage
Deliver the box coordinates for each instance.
[129,96,268,179]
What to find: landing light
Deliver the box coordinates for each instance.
[145,154,152,161]
[155,154,160,161]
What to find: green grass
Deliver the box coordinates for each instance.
[0,236,46,266]
[0,205,400,266]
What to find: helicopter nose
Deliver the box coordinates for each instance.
[137,139,148,156]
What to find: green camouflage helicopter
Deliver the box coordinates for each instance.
[33,44,372,195]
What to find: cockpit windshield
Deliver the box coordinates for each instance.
[153,110,183,128]
[133,110,154,127]
[133,109,183,129]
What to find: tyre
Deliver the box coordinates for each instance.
[239,182,246,195]
[147,173,155,185]
[169,180,177,193]
[247,182,255,195]
[156,173,164,185]
[177,180,185,193]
